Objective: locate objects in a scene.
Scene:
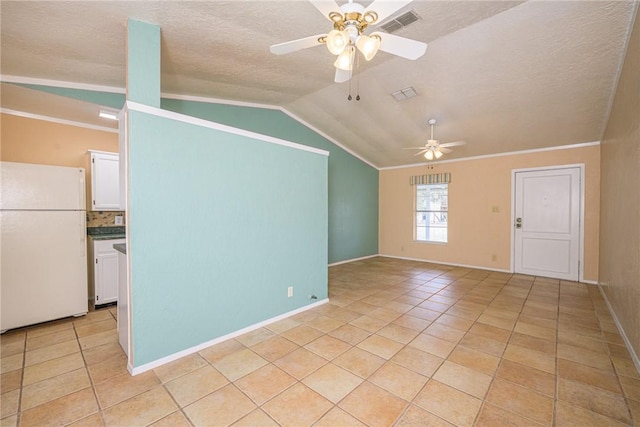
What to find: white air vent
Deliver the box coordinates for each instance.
[379,10,421,34]
[391,87,418,101]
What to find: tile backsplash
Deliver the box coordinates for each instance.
[87,211,126,227]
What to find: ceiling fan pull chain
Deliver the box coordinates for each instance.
[356,54,361,101]
[348,64,353,101]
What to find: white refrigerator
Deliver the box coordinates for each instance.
[1,161,88,332]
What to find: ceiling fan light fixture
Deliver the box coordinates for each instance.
[356,34,381,61]
[424,150,434,161]
[334,45,355,71]
[326,29,349,55]
[434,149,443,159]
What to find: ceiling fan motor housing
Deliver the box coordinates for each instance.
[331,2,378,40]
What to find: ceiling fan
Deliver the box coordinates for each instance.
[404,119,466,160]
[269,0,427,83]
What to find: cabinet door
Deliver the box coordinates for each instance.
[94,239,124,305]
[91,152,120,211]
[95,251,119,304]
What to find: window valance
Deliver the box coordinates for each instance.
[410,173,451,185]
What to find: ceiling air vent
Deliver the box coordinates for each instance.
[379,10,421,34]
[391,86,418,101]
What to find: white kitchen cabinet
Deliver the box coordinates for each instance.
[116,246,129,357]
[88,237,124,306]
[90,150,120,211]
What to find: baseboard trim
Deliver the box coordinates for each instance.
[597,285,640,375]
[378,254,512,273]
[581,279,598,285]
[329,254,378,267]
[128,298,329,376]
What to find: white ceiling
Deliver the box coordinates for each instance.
[1,1,637,167]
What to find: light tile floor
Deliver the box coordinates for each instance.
[2,257,639,426]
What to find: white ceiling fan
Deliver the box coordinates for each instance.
[404,119,466,160]
[270,0,427,83]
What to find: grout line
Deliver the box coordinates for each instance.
[72,314,106,427]
[5,261,637,425]
[15,330,27,426]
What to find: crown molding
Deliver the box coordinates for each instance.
[1,108,118,133]
[161,92,282,111]
[1,75,126,94]
[379,141,601,171]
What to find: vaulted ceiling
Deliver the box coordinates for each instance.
[1,1,637,167]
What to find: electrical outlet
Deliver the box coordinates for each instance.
[491,206,500,213]
[114,215,123,225]
[287,286,293,298]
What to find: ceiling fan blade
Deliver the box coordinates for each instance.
[413,149,429,156]
[270,34,326,55]
[335,68,352,83]
[309,0,341,20]
[439,140,466,148]
[438,147,453,154]
[371,32,427,60]
[365,0,413,24]
[402,146,428,150]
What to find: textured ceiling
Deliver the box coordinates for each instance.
[1,1,637,167]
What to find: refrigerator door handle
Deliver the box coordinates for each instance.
[78,169,86,208]
[79,212,86,256]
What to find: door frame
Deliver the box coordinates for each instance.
[510,163,586,282]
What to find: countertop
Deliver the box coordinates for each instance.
[113,244,126,254]
[89,234,125,240]
[87,226,125,241]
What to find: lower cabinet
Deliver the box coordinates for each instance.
[117,249,129,357]
[88,238,125,306]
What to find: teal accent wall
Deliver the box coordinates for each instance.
[128,109,328,366]
[161,99,379,263]
[16,85,379,263]
[127,20,161,107]
[19,85,126,109]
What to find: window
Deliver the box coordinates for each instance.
[415,183,448,243]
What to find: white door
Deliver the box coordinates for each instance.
[514,167,580,281]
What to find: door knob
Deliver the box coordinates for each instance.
[515,217,522,228]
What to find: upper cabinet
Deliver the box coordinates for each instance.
[90,150,120,211]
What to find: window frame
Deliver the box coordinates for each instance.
[414,183,448,244]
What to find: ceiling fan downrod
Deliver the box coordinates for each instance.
[429,118,437,140]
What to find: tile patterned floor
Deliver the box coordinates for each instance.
[2,257,639,426]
